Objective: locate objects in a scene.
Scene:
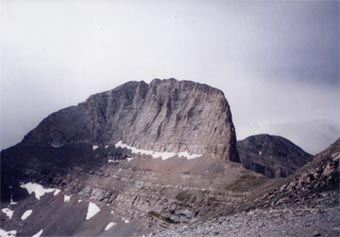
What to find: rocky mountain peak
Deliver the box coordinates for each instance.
[22,78,239,162]
[237,134,313,178]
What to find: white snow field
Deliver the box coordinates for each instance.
[1,208,14,220]
[64,195,71,202]
[21,210,33,220]
[32,229,43,237]
[0,228,17,237]
[20,182,56,200]
[115,141,201,160]
[86,202,100,220]
[104,222,116,231]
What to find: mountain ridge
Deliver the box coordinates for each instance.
[21,78,239,162]
[1,79,337,237]
[237,134,313,178]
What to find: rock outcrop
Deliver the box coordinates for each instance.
[0,142,259,236]
[254,138,339,208]
[153,139,340,237]
[1,79,265,236]
[22,79,239,162]
[2,78,337,237]
[237,134,313,178]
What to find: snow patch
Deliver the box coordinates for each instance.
[32,229,43,237]
[20,182,56,200]
[127,158,134,162]
[78,200,82,203]
[50,143,63,148]
[104,222,116,231]
[258,151,262,155]
[105,145,109,149]
[115,141,201,160]
[9,197,17,205]
[2,208,14,220]
[108,159,119,163]
[86,202,100,220]
[21,210,33,220]
[64,195,71,202]
[122,217,130,223]
[93,145,99,150]
[53,189,61,196]
[0,229,17,237]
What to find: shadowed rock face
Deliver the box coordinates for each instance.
[237,134,313,178]
[22,78,239,162]
[252,138,340,209]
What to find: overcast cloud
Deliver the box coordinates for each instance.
[1,0,339,154]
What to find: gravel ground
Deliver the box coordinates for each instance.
[152,206,339,237]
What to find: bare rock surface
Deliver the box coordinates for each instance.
[154,206,339,237]
[1,79,338,237]
[0,143,263,236]
[251,138,339,209]
[237,134,313,178]
[22,78,239,162]
[151,138,340,237]
[1,79,262,236]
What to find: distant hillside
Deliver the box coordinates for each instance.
[237,134,313,178]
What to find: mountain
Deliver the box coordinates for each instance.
[155,139,340,237]
[237,134,313,178]
[1,79,263,237]
[254,137,339,208]
[2,78,335,237]
[22,78,239,162]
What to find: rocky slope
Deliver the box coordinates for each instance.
[154,138,340,237]
[251,138,339,209]
[1,79,264,236]
[22,78,239,162]
[2,78,335,237]
[155,206,339,237]
[0,141,264,236]
[237,134,313,178]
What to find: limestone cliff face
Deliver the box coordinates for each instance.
[22,78,239,162]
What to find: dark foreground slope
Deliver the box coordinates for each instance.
[238,134,313,178]
[252,137,339,209]
[156,138,340,237]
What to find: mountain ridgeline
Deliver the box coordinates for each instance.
[1,78,331,237]
[22,79,239,162]
[238,134,313,178]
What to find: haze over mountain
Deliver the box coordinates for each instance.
[1,79,338,237]
[1,1,339,236]
[1,1,339,153]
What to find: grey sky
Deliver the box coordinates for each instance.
[1,0,339,154]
